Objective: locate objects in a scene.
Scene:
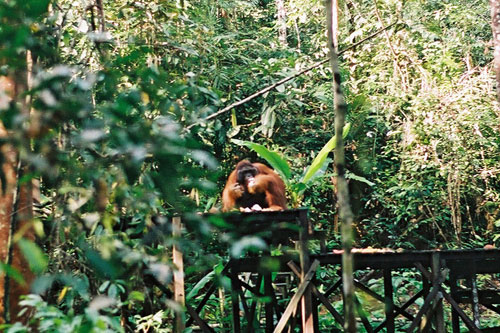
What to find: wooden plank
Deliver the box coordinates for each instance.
[483,303,500,315]
[324,277,342,298]
[231,271,242,333]
[354,279,415,321]
[406,266,447,333]
[288,261,344,326]
[298,210,314,333]
[470,276,481,327]
[443,289,482,333]
[416,262,481,333]
[449,269,461,333]
[273,260,320,333]
[186,304,215,333]
[421,294,441,333]
[246,274,262,333]
[432,253,445,333]
[374,289,423,332]
[236,279,252,325]
[312,292,320,333]
[172,216,185,333]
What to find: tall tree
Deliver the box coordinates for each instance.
[0,78,17,323]
[276,0,287,46]
[491,0,500,101]
[326,0,356,331]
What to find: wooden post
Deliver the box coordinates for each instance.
[264,270,273,332]
[470,276,481,328]
[273,260,320,333]
[172,216,185,333]
[384,269,395,333]
[298,209,314,332]
[432,253,445,333]
[231,269,242,333]
[449,270,461,333]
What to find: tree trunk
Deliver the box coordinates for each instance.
[491,0,500,101]
[276,0,287,47]
[8,165,35,323]
[0,65,35,324]
[326,1,356,332]
[0,118,17,325]
[332,0,339,51]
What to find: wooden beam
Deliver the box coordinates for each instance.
[354,279,415,321]
[416,263,481,333]
[246,274,262,333]
[273,260,320,333]
[432,253,445,333]
[406,266,447,333]
[298,210,314,332]
[384,269,395,333]
[374,289,423,332]
[231,270,241,333]
[324,278,342,298]
[186,304,215,333]
[288,261,344,326]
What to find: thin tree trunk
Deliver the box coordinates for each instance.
[293,19,301,51]
[8,57,36,323]
[0,62,35,324]
[332,0,339,51]
[8,165,35,323]
[491,0,500,101]
[0,118,17,325]
[326,1,356,332]
[276,0,287,47]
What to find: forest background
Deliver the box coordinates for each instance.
[0,0,499,331]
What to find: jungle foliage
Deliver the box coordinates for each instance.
[0,0,499,331]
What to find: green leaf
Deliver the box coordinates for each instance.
[301,123,351,184]
[345,172,375,186]
[0,263,25,285]
[18,239,48,275]
[128,291,145,302]
[231,139,291,181]
[187,271,214,300]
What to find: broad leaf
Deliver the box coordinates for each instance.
[18,239,48,275]
[187,271,214,300]
[301,123,351,184]
[231,139,291,181]
[346,172,375,186]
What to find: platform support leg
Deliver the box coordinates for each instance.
[264,270,274,332]
[298,209,314,332]
[384,269,395,333]
[231,270,241,333]
[432,253,445,333]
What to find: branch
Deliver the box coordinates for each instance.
[185,21,398,131]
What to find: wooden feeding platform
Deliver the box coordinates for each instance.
[171,209,500,333]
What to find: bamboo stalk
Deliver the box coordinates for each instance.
[325,0,356,331]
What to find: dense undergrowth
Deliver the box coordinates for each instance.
[0,0,498,331]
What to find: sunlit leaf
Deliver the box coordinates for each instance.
[231,139,291,181]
